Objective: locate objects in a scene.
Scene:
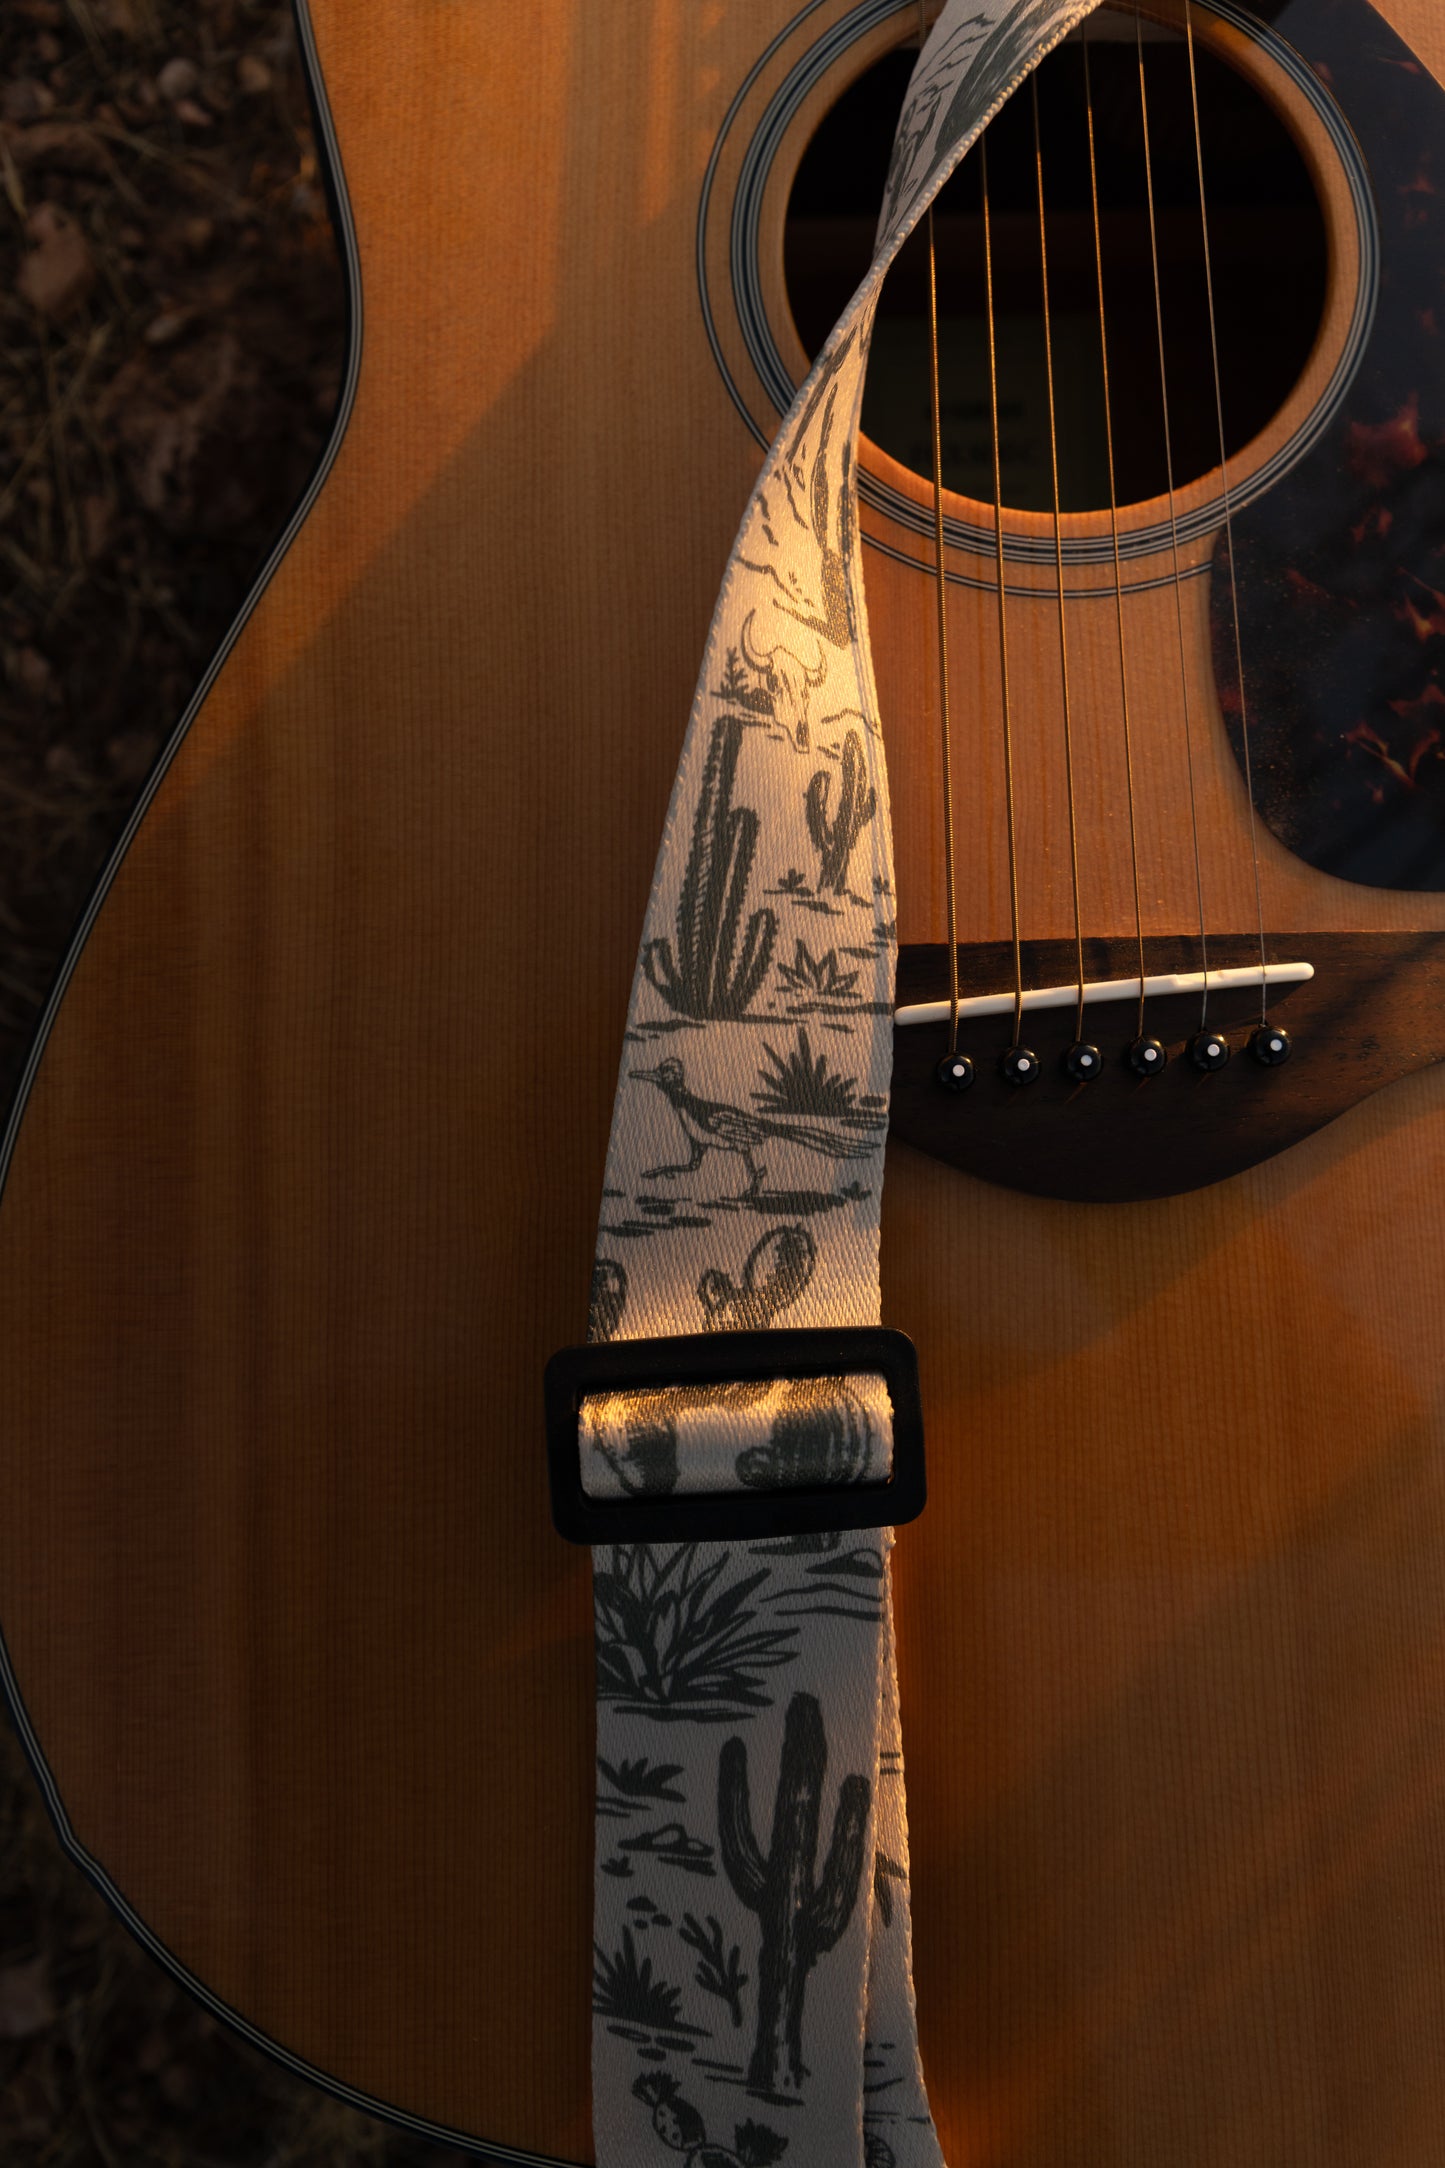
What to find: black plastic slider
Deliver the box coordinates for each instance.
[545,1327,925,1545]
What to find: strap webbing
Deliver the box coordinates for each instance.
[587,6,1098,2160]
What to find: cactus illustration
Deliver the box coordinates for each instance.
[697,1226,815,1333]
[805,730,876,894]
[632,2075,789,2167]
[736,1386,873,1491]
[718,1691,871,2094]
[633,2073,707,2153]
[643,715,778,1019]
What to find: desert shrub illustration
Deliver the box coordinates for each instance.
[718,1691,871,2094]
[643,714,777,1020]
[679,1911,748,2027]
[805,730,876,893]
[714,645,777,721]
[593,1928,686,2029]
[593,1544,799,1722]
[598,1756,686,1804]
[735,1386,873,1491]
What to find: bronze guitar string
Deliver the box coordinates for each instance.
[1184,0,1271,1023]
[1136,10,1211,1022]
[980,127,1026,1047]
[914,5,1268,1059]
[918,0,962,1052]
[1081,19,1148,1040]
[1032,68,1088,1043]
[924,152,961,1048]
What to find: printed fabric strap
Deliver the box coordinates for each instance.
[585,5,1097,2163]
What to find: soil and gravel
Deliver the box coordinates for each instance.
[2,1,475,2157]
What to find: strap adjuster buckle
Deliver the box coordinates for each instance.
[545,1326,925,1545]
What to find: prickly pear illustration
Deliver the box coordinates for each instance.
[633,2073,707,2152]
[696,1225,815,1333]
[631,2074,764,2167]
[805,730,876,893]
[718,1691,871,2094]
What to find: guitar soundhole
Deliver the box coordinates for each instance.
[783,7,1328,513]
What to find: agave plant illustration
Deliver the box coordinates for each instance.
[594,1544,799,1722]
[598,1755,686,1802]
[776,940,860,999]
[752,1029,884,1131]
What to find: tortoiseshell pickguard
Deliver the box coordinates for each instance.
[1216,0,1445,887]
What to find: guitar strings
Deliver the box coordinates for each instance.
[980,127,1025,1046]
[1184,0,1270,1023]
[1032,68,1087,1043]
[924,139,961,1051]
[1136,11,1211,1022]
[1081,20,1147,1040]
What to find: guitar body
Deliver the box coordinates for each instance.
[2,1,1444,2160]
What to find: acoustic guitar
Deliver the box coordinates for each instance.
[1,0,1443,2160]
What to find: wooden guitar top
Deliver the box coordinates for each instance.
[0,1,1443,2160]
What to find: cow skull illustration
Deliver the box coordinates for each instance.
[740,611,828,751]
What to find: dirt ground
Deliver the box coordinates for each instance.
[2,1,476,2158]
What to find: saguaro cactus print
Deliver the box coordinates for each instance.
[718,1691,871,2094]
[805,730,876,894]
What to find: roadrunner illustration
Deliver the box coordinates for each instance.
[632,1058,873,1196]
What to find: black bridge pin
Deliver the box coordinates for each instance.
[1249,1022,1292,1066]
[1188,1029,1231,1073]
[1063,1041,1103,1083]
[1127,1035,1167,1077]
[936,1051,976,1093]
[1000,1044,1041,1086]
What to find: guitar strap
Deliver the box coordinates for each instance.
[582,5,1096,2161]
